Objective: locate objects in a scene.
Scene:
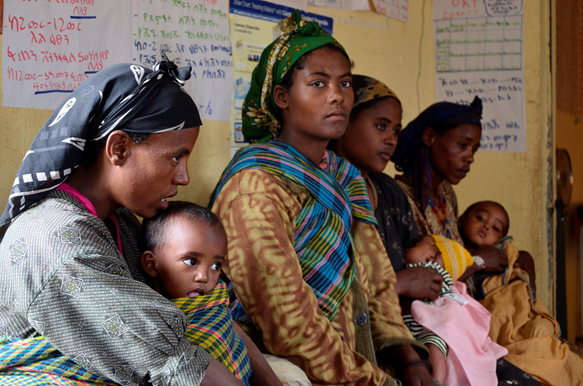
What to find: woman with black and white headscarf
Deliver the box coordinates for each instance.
[0,58,241,385]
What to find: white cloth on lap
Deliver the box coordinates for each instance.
[262,353,312,386]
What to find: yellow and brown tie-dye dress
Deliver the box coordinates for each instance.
[212,168,426,386]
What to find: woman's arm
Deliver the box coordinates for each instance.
[379,345,435,386]
[0,212,213,385]
[201,359,245,386]
[352,221,433,386]
[233,323,283,386]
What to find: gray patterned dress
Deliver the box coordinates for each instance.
[0,190,211,385]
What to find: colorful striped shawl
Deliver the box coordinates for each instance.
[209,141,376,322]
[172,280,251,386]
[0,336,115,385]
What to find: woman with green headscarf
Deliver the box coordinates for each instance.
[209,11,433,386]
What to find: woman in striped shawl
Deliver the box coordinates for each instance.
[209,11,432,386]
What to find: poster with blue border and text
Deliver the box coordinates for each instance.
[228,0,333,150]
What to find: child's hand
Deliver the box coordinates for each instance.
[514,251,537,299]
[473,246,507,272]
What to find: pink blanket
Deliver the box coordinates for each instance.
[411,282,507,386]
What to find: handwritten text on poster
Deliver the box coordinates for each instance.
[132,0,233,122]
[433,0,525,152]
[2,0,132,110]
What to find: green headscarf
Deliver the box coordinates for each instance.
[242,10,348,143]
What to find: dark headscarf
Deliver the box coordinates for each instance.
[242,10,347,143]
[391,96,482,209]
[1,57,201,227]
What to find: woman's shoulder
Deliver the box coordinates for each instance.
[369,171,404,195]
[0,190,131,306]
[368,171,395,185]
[4,190,100,234]
[393,174,414,198]
[1,190,125,260]
[212,168,306,213]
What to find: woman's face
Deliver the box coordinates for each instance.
[276,47,353,144]
[425,124,481,185]
[336,97,402,174]
[116,127,200,219]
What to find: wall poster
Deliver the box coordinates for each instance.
[228,0,333,149]
[433,0,525,152]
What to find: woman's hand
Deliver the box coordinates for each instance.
[515,250,537,299]
[472,246,507,272]
[379,345,435,386]
[395,267,444,301]
[402,363,437,386]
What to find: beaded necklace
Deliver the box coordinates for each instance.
[428,195,451,238]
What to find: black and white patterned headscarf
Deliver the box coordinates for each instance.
[1,57,202,227]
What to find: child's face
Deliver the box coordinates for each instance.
[459,202,509,249]
[275,47,353,142]
[143,216,227,299]
[405,236,444,267]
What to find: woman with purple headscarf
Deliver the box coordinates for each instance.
[390,97,545,385]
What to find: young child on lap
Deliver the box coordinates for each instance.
[403,235,507,386]
[141,201,282,386]
[457,201,583,385]
[458,200,537,295]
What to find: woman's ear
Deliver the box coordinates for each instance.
[141,251,158,278]
[105,130,131,166]
[273,84,289,110]
[421,126,436,147]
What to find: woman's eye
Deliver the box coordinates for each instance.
[183,258,196,266]
[341,80,352,87]
[312,81,324,88]
[211,262,222,271]
[376,124,386,131]
[459,143,468,150]
[173,155,182,163]
[392,128,401,136]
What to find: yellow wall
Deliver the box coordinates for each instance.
[453,1,554,310]
[380,1,554,309]
[0,2,554,307]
